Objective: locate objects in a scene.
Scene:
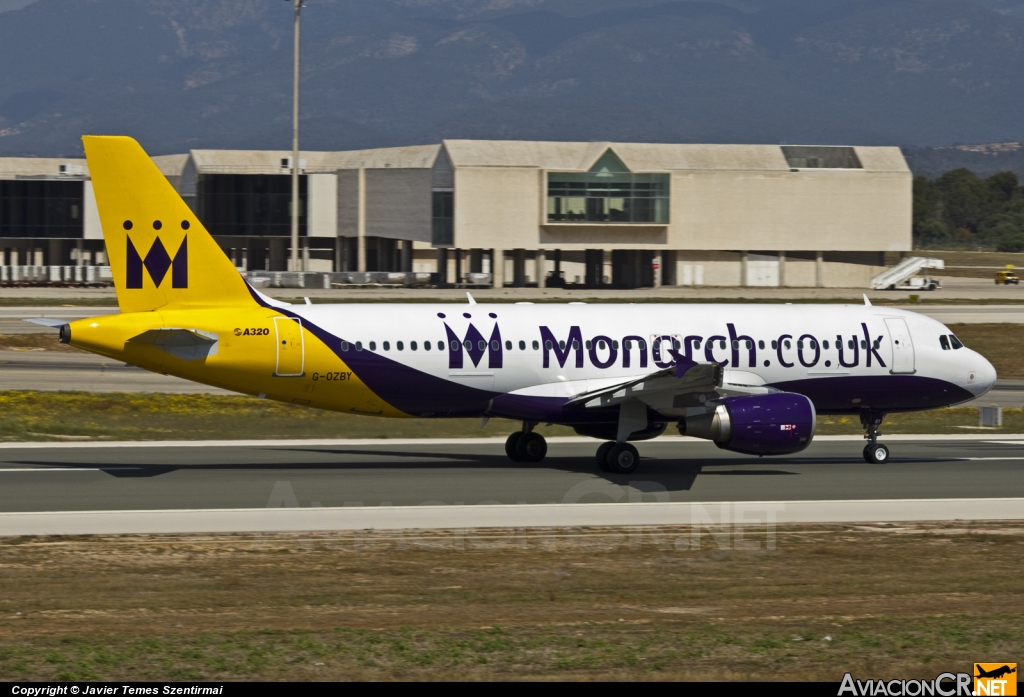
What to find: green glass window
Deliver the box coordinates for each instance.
[432,190,453,246]
[547,150,669,224]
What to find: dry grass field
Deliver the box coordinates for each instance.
[0,524,1019,681]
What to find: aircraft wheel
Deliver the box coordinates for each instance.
[863,443,890,464]
[596,441,614,472]
[505,432,523,462]
[516,432,548,463]
[606,442,640,474]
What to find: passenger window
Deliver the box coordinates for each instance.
[719,340,725,349]
[519,340,526,350]
[823,340,829,349]
[370,341,377,351]
[939,335,950,350]
[491,340,499,351]
[397,341,404,351]
[623,340,630,350]
[810,340,816,349]
[639,340,646,350]
[848,339,854,350]
[545,340,553,350]
[411,341,417,351]
[746,340,752,349]
[438,341,444,351]
[505,340,512,350]
[758,340,764,349]
[341,341,349,351]
[613,340,619,350]
[797,340,803,349]
[355,341,363,351]
[478,340,486,351]
[598,339,606,350]
[586,340,593,350]
[950,335,964,349]
[674,339,681,350]
[771,340,777,349]
[572,340,580,350]
[423,341,430,351]
[463,340,472,350]
[732,341,739,349]
[559,340,566,350]
[861,340,866,349]
[784,340,791,350]
[450,340,459,351]
[383,341,391,351]
[532,340,539,350]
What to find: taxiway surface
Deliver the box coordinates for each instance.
[2,437,1023,513]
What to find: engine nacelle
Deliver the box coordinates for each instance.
[678,392,816,456]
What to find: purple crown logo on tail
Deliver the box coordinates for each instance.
[126,235,188,289]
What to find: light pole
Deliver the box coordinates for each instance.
[288,0,303,272]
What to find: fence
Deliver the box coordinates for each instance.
[0,265,113,285]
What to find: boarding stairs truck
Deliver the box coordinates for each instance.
[871,257,944,291]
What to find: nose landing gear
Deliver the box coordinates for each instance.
[505,423,547,463]
[861,411,890,464]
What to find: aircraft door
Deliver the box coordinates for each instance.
[884,318,915,374]
[274,316,305,377]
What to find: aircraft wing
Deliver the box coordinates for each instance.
[565,350,772,413]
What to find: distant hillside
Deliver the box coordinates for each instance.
[904,145,1024,178]
[2,0,1024,157]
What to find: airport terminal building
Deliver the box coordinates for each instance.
[0,140,911,288]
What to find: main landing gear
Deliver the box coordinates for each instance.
[505,423,547,463]
[861,411,890,464]
[596,441,640,474]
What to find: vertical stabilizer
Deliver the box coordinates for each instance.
[82,135,255,313]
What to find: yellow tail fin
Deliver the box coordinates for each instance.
[82,135,255,313]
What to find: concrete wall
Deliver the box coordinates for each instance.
[337,170,360,237]
[454,167,540,248]
[669,170,911,252]
[83,180,103,240]
[307,173,338,238]
[366,169,431,242]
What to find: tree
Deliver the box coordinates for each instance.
[935,168,998,233]
[988,171,1019,202]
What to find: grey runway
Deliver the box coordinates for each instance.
[2,437,1023,513]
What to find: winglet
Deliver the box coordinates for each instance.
[863,294,872,306]
[466,292,477,305]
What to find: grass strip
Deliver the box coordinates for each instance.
[0,524,1020,680]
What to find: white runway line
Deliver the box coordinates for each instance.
[0,498,1022,536]
[1,434,1023,449]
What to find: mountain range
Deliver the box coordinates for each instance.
[2,0,1024,167]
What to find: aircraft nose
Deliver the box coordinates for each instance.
[967,352,997,397]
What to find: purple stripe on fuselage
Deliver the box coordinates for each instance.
[245,285,496,416]
[769,375,975,414]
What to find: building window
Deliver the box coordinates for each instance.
[0,180,84,238]
[432,189,453,246]
[782,146,862,169]
[196,174,306,237]
[547,150,669,224]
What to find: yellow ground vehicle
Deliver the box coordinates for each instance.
[995,270,1020,285]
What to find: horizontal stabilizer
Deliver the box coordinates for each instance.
[23,318,68,328]
[127,328,219,361]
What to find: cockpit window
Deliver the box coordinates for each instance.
[939,335,950,351]
[949,334,964,349]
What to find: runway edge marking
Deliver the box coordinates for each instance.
[0,498,1022,536]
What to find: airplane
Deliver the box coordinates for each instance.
[976,666,1017,680]
[38,136,997,473]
